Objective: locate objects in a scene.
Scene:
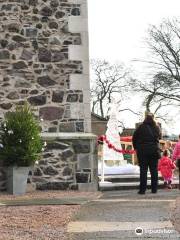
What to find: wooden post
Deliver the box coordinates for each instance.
[98,144,105,182]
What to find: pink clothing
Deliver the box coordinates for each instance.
[172,141,180,161]
[158,156,176,179]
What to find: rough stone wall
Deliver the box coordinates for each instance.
[0,0,90,133]
[31,133,98,191]
[0,134,98,192]
[0,0,97,192]
[0,167,6,191]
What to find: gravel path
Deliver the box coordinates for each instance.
[0,191,101,240]
[0,205,80,240]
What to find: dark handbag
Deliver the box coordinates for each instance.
[146,125,161,158]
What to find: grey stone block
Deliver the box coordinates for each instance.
[6,167,30,195]
[13,61,28,69]
[62,166,72,176]
[28,95,46,106]
[61,149,74,159]
[0,103,12,110]
[33,167,43,176]
[0,169,6,181]
[76,172,90,183]
[72,140,90,153]
[0,180,6,191]
[40,6,53,17]
[47,142,69,150]
[59,122,76,132]
[76,121,84,132]
[52,90,64,103]
[78,183,98,192]
[0,50,10,59]
[43,165,59,175]
[25,27,37,37]
[40,106,64,121]
[36,181,71,190]
[37,76,56,87]
[77,154,91,169]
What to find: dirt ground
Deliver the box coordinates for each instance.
[0,191,101,240]
[0,205,79,240]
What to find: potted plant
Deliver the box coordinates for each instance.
[0,103,43,195]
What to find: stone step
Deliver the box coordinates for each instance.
[98,174,163,183]
[99,179,179,191]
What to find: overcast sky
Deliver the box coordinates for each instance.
[88,0,180,65]
[87,0,180,134]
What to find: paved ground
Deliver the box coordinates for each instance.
[171,196,180,233]
[67,189,180,239]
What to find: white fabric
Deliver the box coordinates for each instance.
[103,102,124,161]
[98,163,140,175]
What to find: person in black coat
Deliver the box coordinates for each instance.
[132,113,162,194]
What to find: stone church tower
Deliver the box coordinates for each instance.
[0,0,98,191]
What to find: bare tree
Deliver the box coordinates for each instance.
[128,74,174,123]
[127,18,180,121]
[90,59,129,118]
[144,18,180,102]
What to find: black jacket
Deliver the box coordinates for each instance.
[132,122,162,151]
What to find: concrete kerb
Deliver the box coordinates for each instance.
[0,197,93,207]
[0,191,102,207]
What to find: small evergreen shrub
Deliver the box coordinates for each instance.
[0,103,43,166]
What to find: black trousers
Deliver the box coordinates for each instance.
[137,152,159,192]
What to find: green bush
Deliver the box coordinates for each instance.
[0,103,43,166]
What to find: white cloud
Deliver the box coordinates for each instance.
[88,0,180,63]
[88,0,180,134]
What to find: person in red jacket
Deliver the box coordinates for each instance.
[158,150,176,189]
[172,135,180,162]
[172,135,180,190]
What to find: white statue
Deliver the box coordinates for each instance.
[100,100,126,182]
[103,100,126,165]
